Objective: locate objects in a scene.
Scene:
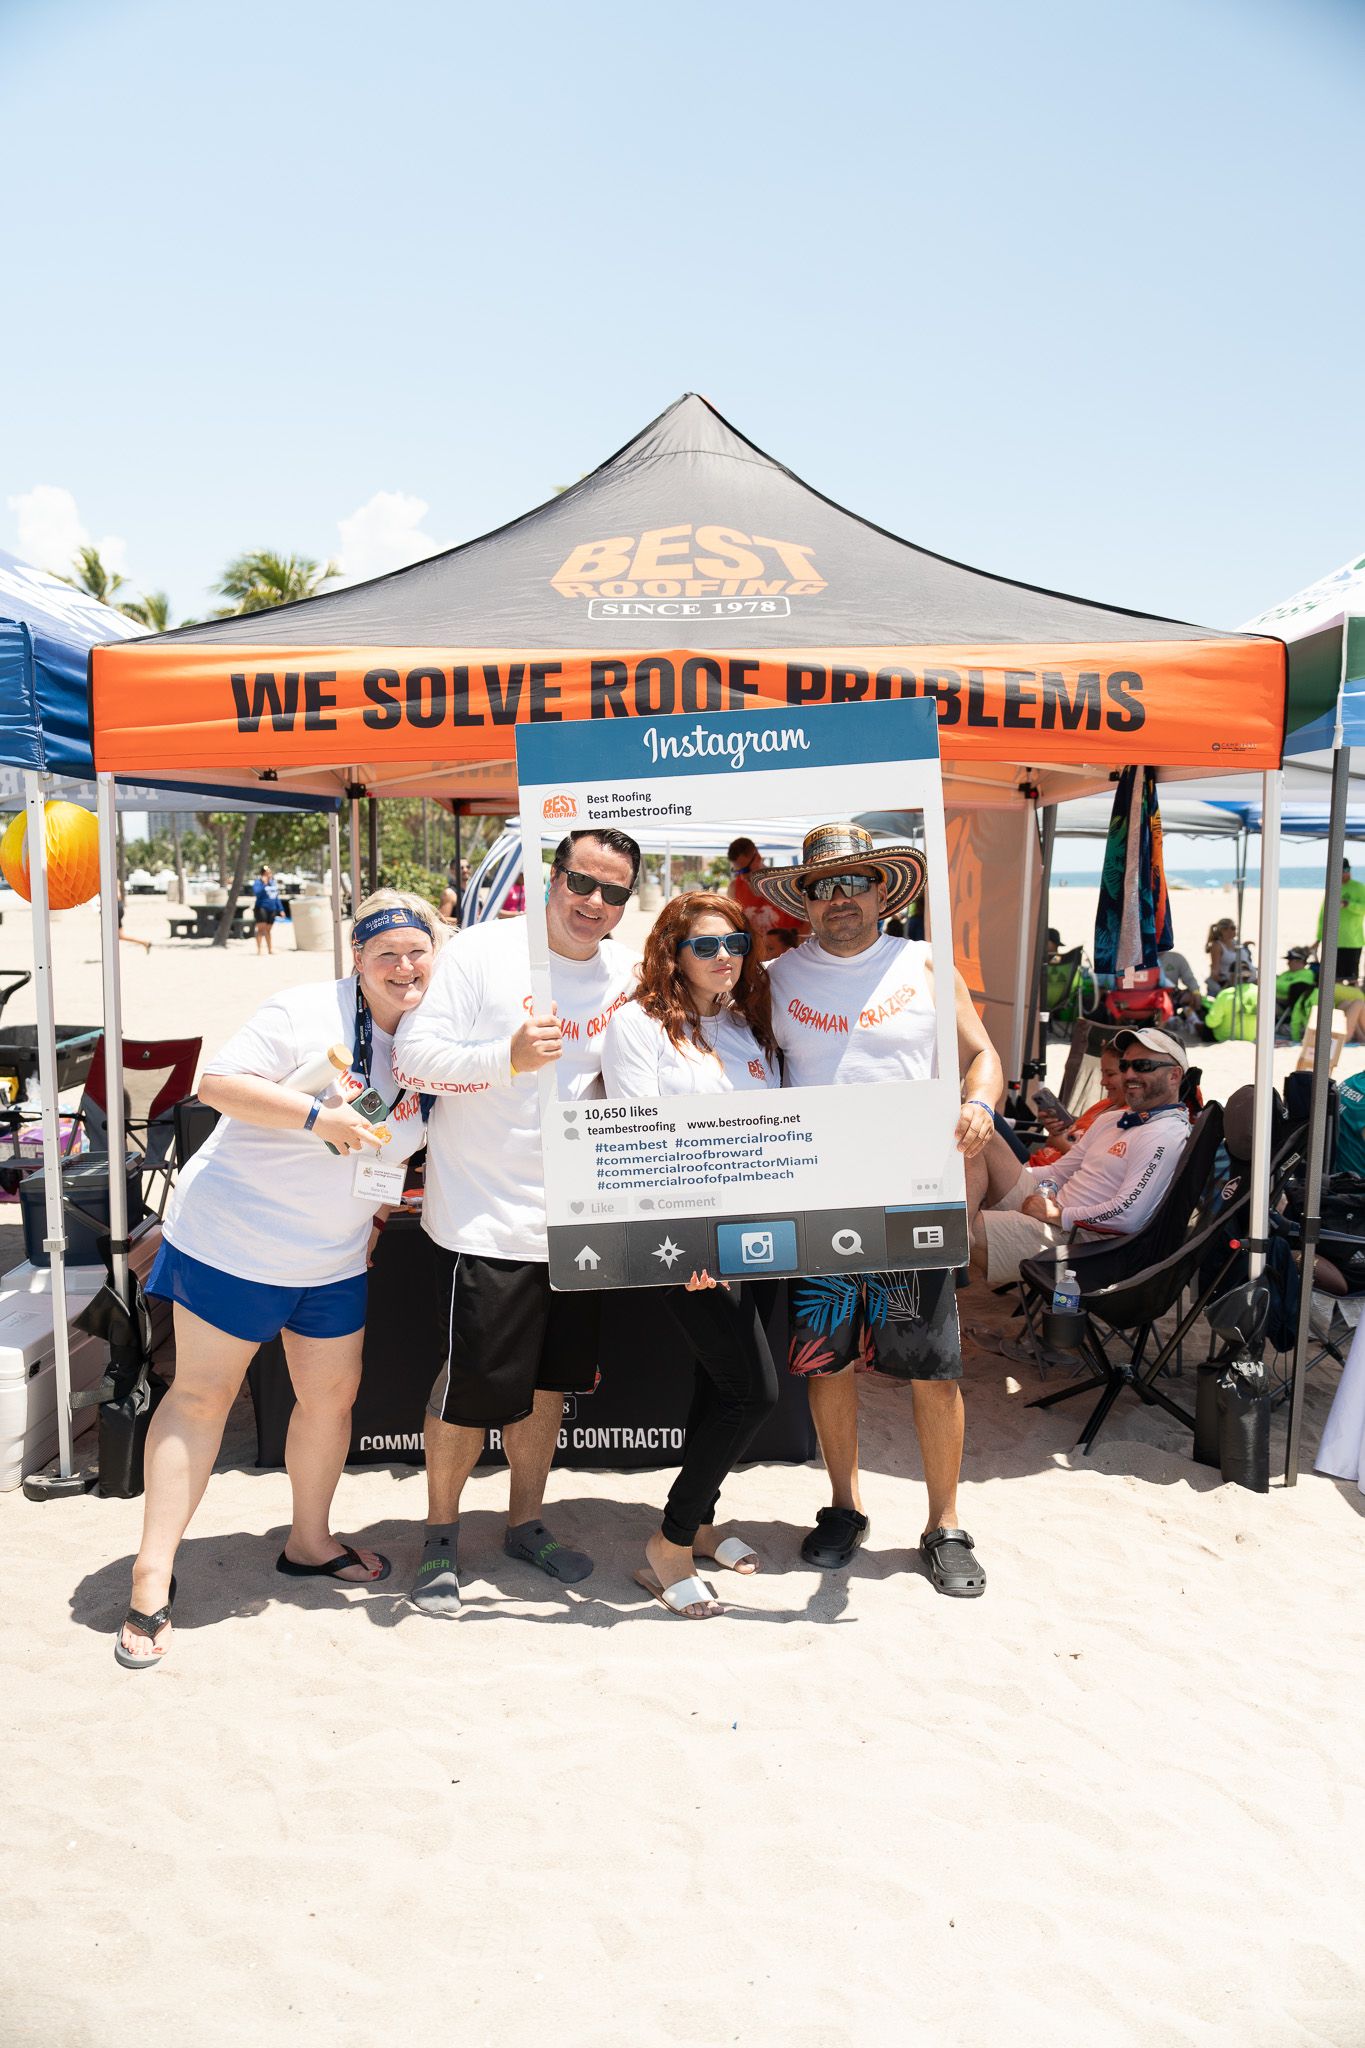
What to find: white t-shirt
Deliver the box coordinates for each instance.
[392,917,635,1262]
[766,934,939,1086]
[1034,1104,1190,1235]
[601,999,780,1098]
[165,977,428,1287]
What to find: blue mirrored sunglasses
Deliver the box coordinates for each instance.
[679,932,751,960]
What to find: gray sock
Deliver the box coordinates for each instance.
[410,1523,462,1617]
[503,1519,594,1584]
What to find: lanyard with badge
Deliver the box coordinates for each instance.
[348,981,432,1203]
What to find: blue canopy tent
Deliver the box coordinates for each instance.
[1,549,340,1495]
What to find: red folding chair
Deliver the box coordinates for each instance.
[80,1036,203,1216]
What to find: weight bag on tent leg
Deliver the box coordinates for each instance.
[73,1277,166,1499]
[1216,1358,1271,1493]
[1193,1365,1222,1468]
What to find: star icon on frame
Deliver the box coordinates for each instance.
[652,1236,684,1270]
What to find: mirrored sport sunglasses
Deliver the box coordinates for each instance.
[1118,1057,1179,1074]
[799,870,879,901]
[679,931,751,960]
[558,866,633,908]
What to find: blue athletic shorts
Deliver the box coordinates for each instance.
[146,1241,368,1344]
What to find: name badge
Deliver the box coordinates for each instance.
[353,1155,407,1204]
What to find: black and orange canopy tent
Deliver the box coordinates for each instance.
[89,395,1285,807]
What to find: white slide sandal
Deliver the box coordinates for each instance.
[634,1569,723,1617]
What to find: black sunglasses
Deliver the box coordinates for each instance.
[557,866,632,908]
[1118,1057,1179,1074]
[800,870,879,901]
[679,932,751,960]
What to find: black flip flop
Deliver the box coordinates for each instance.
[113,1574,177,1670]
[275,1544,391,1582]
[799,1506,869,1570]
[920,1527,986,1598]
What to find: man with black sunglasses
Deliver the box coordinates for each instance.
[753,822,1003,1599]
[393,828,640,1615]
[968,1026,1190,1289]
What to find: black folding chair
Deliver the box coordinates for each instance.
[1019,1105,1225,1452]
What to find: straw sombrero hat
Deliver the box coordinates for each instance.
[748,822,926,924]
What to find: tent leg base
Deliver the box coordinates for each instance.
[22,1466,97,1502]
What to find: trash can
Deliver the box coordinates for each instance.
[290,897,335,952]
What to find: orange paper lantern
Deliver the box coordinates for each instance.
[0,801,101,910]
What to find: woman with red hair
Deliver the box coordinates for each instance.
[602,892,781,1618]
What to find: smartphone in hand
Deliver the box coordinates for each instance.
[1033,1085,1075,1128]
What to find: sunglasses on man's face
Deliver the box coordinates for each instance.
[557,866,633,908]
[1118,1057,1178,1074]
[679,932,751,960]
[800,871,879,902]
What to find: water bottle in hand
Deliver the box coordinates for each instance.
[1035,1177,1060,1205]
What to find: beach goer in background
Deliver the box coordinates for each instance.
[1029,1043,1126,1167]
[116,888,152,954]
[754,823,1001,1599]
[114,890,442,1670]
[1312,859,1365,982]
[727,836,809,948]
[1158,946,1203,1016]
[1205,919,1255,995]
[602,892,780,1619]
[969,1026,1190,1287]
[498,870,527,918]
[438,858,471,926]
[393,830,639,1616]
[250,863,285,956]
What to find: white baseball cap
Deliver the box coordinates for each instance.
[1114,1027,1189,1072]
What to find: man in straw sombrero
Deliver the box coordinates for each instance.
[753,822,1002,1597]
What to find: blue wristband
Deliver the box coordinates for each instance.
[303,1100,322,1133]
[963,1097,995,1116]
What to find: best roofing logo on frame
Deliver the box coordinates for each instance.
[549,525,826,623]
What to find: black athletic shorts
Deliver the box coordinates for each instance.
[787,1268,961,1383]
[253,906,278,926]
[1338,946,1361,980]
[427,1248,603,1428]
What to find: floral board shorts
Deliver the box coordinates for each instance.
[787,1268,962,1383]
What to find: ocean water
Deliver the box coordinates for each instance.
[1053,866,1334,890]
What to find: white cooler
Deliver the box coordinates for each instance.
[0,1262,110,1491]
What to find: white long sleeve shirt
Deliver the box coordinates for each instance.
[392,919,634,1262]
[1032,1104,1190,1237]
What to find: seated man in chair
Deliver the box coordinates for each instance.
[967,1028,1192,1287]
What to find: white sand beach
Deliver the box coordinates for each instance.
[1,888,1363,2048]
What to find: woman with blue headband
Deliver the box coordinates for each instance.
[114,888,442,1670]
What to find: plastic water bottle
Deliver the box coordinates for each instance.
[1052,1264,1081,1314]
[1035,1177,1060,1205]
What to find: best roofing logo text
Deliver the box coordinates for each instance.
[551,526,825,621]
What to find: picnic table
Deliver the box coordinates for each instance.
[167,900,255,942]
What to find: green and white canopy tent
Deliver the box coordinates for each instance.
[1247,551,1365,1484]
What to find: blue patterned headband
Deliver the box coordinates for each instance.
[353,907,430,947]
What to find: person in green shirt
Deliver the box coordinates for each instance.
[1313,859,1365,982]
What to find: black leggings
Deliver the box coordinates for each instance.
[658,1281,779,1547]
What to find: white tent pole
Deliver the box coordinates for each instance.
[327,812,344,977]
[1247,772,1281,1283]
[1007,801,1035,1088]
[96,774,130,1307]
[24,773,73,1479]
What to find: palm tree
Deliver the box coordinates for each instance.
[63,544,127,607]
[119,591,173,631]
[213,549,338,615]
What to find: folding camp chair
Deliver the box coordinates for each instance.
[1018,1104,1226,1452]
[79,1035,203,1217]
